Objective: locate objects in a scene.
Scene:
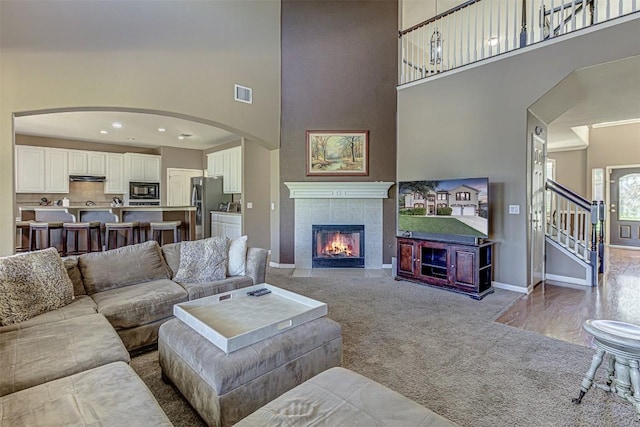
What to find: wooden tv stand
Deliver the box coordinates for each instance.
[395,237,494,300]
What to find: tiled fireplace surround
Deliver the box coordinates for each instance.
[285,182,394,269]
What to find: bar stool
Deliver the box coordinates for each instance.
[62,222,102,255]
[105,222,141,250]
[149,221,182,245]
[15,220,33,252]
[572,319,640,419]
[29,222,64,253]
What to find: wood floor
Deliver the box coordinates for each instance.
[496,247,640,348]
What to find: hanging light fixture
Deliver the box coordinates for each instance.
[430,27,443,65]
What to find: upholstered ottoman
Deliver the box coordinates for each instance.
[0,313,130,397]
[158,316,342,427]
[0,362,173,426]
[234,367,460,427]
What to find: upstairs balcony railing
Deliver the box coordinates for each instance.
[400,0,639,84]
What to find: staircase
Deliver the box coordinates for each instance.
[545,179,604,286]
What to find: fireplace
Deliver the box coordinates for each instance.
[312,225,365,268]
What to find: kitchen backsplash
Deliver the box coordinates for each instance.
[16,181,123,212]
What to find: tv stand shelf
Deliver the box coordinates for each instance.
[395,237,494,300]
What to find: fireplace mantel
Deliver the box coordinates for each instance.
[285,182,394,199]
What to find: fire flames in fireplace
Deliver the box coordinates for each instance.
[312,224,364,268]
[321,232,356,257]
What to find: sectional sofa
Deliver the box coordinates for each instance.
[0,238,268,426]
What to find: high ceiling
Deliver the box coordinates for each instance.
[14,111,238,150]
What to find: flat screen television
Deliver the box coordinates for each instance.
[398,177,489,244]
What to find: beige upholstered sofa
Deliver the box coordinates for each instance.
[0,238,268,426]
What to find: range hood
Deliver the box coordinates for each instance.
[69,175,106,182]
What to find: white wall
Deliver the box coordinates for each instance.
[398,17,640,289]
[0,1,281,255]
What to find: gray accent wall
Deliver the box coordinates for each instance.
[279,0,398,264]
[243,140,272,251]
[398,18,640,289]
[549,149,588,196]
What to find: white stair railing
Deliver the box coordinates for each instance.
[545,179,605,286]
[400,0,638,84]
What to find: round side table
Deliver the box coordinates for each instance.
[572,319,640,419]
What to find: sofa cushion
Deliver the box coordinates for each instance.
[0,313,129,397]
[0,295,97,333]
[91,279,188,329]
[0,248,74,326]
[173,237,229,283]
[177,276,253,300]
[63,256,86,296]
[79,241,171,295]
[161,241,181,279]
[233,367,459,427]
[227,235,248,276]
[0,362,173,427]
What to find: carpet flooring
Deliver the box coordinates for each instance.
[130,268,638,426]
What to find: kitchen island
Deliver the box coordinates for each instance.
[19,205,197,244]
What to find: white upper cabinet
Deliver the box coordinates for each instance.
[68,150,106,176]
[45,148,69,193]
[207,146,242,194]
[15,146,69,193]
[126,153,161,182]
[207,151,225,177]
[105,153,125,194]
[68,150,88,175]
[15,145,46,193]
[87,152,106,175]
[224,146,242,194]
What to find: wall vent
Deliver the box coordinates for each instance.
[234,84,252,104]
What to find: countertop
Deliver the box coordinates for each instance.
[210,210,241,215]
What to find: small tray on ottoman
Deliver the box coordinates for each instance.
[173,284,327,353]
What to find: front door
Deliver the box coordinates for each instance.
[609,166,640,247]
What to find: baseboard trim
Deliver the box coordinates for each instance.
[492,281,529,294]
[545,273,588,287]
[269,262,295,268]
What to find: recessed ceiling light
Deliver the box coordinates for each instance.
[112,122,123,129]
[488,37,499,46]
[178,135,185,140]
[178,133,192,140]
[99,130,108,134]
[126,137,136,141]
[158,128,166,132]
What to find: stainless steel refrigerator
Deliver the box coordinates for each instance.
[190,176,232,240]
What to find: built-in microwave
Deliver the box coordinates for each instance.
[129,182,160,200]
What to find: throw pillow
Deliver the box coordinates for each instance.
[227,235,248,276]
[173,237,229,283]
[0,248,74,326]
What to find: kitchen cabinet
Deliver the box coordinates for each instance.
[15,146,69,193]
[15,145,46,193]
[395,237,494,300]
[211,212,242,240]
[207,146,242,194]
[68,150,106,176]
[45,148,69,193]
[105,154,126,194]
[207,151,225,177]
[125,153,161,182]
[224,146,242,194]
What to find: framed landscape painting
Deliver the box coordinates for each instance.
[306,130,369,176]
